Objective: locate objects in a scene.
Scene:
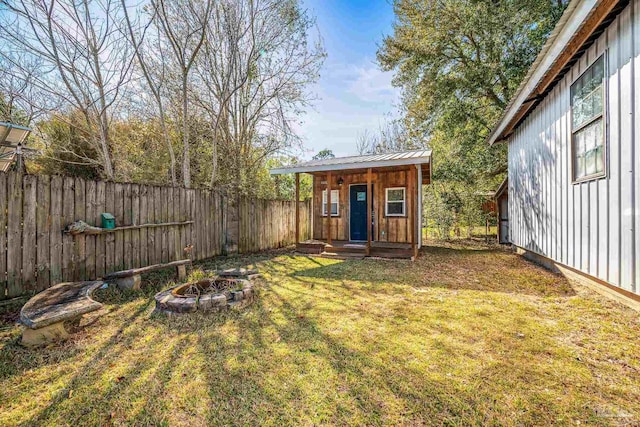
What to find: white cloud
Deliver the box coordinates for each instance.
[346,64,400,103]
[292,58,401,159]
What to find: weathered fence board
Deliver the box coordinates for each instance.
[74,178,86,281]
[0,172,311,300]
[85,180,96,281]
[49,177,62,284]
[104,182,116,277]
[22,175,37,290]
[95,180,106,277]
[7,172,22,296]
[35,176,50,292]
[0,175,6,295]
[139,185,148,268]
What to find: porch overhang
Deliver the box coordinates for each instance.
[487,0,627,145]
[270,149,431,177]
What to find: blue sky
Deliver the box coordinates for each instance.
[295,0,399,159]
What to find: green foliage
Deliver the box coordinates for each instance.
[379,0,568,187]
[0,94,29,126]
[424,181,496,240]
[264,155,312,200]
[312,149,335,160]
[380,0,567,233]
[29,112,102,180]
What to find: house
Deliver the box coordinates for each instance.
[270,149,432,259]
[488,0,640,305]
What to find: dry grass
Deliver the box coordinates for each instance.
[1,240,639,426]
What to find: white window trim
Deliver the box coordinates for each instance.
[322,189,339,217]
[385,187,406,217]
[570,53,607,184]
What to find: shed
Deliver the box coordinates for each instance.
[270,149,432,259]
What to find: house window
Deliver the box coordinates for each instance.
[322,189,339,216]
[385,187,406,216]
[571,55,605,181]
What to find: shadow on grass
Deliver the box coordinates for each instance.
[4,243,627,425]
[281,243,576,298]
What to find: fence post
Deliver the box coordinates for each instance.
[223,190,240,255]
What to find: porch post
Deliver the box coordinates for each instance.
[295,172,300,245]
[326,171,332,244]
[366,168,372,255]
[410,166,417,259]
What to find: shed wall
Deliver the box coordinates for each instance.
[312,169,418,243]
[508,0,640,295]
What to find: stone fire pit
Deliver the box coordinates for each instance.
[154,277,254,315]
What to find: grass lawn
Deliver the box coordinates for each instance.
[423,226,498,240]
[1,240,639,426]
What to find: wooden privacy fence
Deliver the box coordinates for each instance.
[0,172,311,300]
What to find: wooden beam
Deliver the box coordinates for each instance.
[326,171,332,244]
[64,220,195,235]
[295,173,300,244]
[366,168,372,255]
[410,167,417,259]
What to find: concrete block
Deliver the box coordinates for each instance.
[22,322,70,347]
[110,274,142,291]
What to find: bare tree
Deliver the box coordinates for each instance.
[121,0,177,185]
[0,52,55,124]
[0,0,135,179]
[356,117,421,155]
[195,0,325,191]
[152,0,212,188]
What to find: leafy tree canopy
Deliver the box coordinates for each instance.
[378,0,568,189]
[312,149,335,160]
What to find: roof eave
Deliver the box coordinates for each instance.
[270,157,431,175]
[487,0,599,146]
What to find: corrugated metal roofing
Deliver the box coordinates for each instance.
[0,122,32,172]
[270,149,432,174]
[487,1,581,145]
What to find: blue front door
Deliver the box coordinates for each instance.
[350,184,371,241]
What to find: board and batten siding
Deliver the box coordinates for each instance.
[508,0,640,295]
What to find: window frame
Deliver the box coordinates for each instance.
[322,189,340,217]
[385,187,406,217]
[570,53,607,184]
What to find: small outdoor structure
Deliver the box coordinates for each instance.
[270,149,432,259]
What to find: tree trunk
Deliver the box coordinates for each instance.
[210,132,218,188]
[159,103,177,186]
[98,115,114,179]
[181,75,191,188]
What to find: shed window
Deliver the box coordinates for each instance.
[322,189,339,216]
[385,187,406,216]
[571,55,605,181]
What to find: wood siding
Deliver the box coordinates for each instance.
[0,172,311,300]
[311,169,419,243]
[508,1,640,295]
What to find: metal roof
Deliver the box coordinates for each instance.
[270,149,432,175]
[0,122,32,173]
[487,0,618,145]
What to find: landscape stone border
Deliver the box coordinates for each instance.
[153,278,255,316]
